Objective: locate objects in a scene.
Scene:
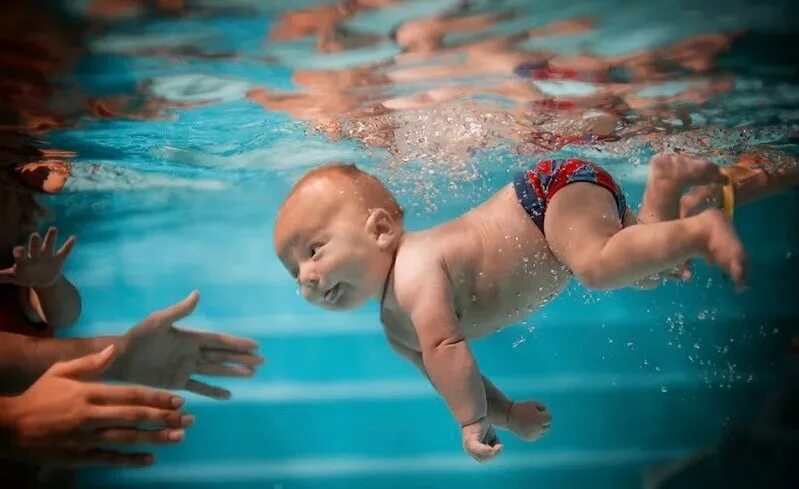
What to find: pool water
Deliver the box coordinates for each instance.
[25,0,799,487]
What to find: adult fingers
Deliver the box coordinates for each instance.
[195,363,254,378]
[200,349,265,367]
[12,246,26,262]
[186,379,231,400]
[90,428,185,445]
[51,345,117,379]
[55,235,77,261]
[89,384,184,410]
[28,233,42,258]
[150,291,199,324]
[89,405,194,429]
[196,331,258,352]
[42,227,58,255]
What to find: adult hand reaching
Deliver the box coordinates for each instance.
[0,227,76,288]
[0,345,192,467]
[110,291,264,400]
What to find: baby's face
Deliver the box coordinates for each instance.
[274,184,390,311]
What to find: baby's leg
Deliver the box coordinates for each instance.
[544,183,747,290]
[635,153,728,283]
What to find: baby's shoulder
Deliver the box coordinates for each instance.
[394,238,446,280]
[392,240,452,306]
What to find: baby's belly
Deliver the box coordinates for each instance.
[447,184,572,338]
[454,231,573,336]
[457,267,571,338]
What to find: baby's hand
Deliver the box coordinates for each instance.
[507,400,552,441]
[0,227,76,288]
[461,418,502,462]
[632,262,692,290]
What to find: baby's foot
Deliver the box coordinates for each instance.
[680,183,723,218]
[649,152,727,193]
[505,400,552,441]
[698,208,747,290]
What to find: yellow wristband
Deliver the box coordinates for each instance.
[719,167,735,218]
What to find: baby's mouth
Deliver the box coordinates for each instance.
[324,283,341,304]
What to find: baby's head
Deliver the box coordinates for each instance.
[274,164,404,311]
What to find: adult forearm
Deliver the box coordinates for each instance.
[31,276,82,328]
[0,332,118,394]
[731,152,799,206]
[0,396,19,457]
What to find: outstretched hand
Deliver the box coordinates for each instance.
[2,345,191,467]
[0,227,76,288]
[111,291,264,400]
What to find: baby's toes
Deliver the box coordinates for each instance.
[680,156,725,185]
[729,248,748,291]
[715,239,747,291]
[697,160,726,185]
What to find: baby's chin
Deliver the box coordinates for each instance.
[319,301,355,312]
[321,286,370,311]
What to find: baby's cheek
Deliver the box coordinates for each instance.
[317,256,337,277]
[351,256,375,281]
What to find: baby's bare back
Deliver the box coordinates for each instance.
[385,184,572,348]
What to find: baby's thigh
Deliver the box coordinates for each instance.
[543,182,622,267]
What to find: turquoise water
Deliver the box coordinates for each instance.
[38,0,799,487]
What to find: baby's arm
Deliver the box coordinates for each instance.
[481,376,514,426]
[396,265,501,462]
[388,337,513,426]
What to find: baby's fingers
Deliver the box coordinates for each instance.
[465,439,503,463]
[662,261,692,282]
[186,379,231,400]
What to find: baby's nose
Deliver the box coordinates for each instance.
[298,275,320,299]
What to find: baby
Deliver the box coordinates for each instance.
[273,153,746,462]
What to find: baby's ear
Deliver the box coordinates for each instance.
[365,208,397,249]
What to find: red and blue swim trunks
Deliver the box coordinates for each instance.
[513,158,627,234]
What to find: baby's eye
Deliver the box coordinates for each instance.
[310,242,322,258]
